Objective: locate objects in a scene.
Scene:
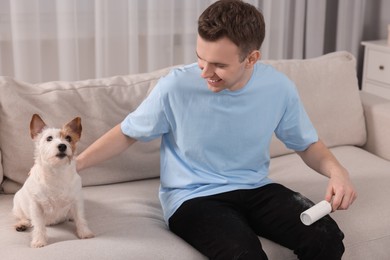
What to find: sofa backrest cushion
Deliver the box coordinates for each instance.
[0,68,172,193]
[0,51,366,193]
[265,51,366,157]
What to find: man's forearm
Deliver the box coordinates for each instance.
[296,139,345,178]
[76,123,136,171]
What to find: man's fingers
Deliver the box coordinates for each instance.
[330,187,357,211]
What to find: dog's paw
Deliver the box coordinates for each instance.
[77,227,95,239]
[15,219,32,232]
[15,224,28,232]
[31,238,47,248]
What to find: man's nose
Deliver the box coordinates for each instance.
[200,63,214,78]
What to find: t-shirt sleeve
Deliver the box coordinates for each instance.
[274,85,318,151]
[121,80,170,142]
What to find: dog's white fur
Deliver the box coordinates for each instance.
[13,114,94,248]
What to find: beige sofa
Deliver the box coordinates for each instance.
[1,51,389,259]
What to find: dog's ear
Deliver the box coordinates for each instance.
[64,117,82,140]
[30,114,47,139]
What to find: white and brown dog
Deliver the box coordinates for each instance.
[13,114,94,248]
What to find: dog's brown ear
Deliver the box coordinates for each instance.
[65,117,82,139]
[30,114,47,139]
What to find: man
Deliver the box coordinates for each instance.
[77,1,356,259]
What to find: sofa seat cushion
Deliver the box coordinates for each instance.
[1,178,206,260]
[1,145,389,260]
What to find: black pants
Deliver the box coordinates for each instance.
[169,183,344,260]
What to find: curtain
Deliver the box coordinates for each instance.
[0,0,373,83]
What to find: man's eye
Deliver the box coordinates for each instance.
[46,136,53,142]
[65,136,72,142]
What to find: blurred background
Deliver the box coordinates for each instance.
[0,0,389,84]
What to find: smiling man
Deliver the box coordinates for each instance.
[77,1,356,259]
[196,35,259,93]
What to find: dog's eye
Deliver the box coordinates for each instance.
[65,135,72,142]
[46,136,53,142]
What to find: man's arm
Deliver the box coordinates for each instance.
[76,123,136,172]
[296,139,357,211]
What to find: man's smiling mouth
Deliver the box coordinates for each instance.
[208,78,222,83]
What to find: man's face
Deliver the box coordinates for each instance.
[196,35,254,93]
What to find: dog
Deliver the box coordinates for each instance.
[12,114,94,248]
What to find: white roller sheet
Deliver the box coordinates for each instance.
[300,200,332,226]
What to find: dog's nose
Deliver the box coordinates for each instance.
[58,144,67,152]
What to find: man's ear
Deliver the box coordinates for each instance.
[246,50,261,68]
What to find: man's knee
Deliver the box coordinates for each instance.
[308,232,344,260]
[297,217,345,260]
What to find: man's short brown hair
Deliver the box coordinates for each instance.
[198,0,265,61]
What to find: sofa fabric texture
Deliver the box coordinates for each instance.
[0,51,389,259]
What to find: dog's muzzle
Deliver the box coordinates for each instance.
[56,144,67,158]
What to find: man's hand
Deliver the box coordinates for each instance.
[297,139,357,211]
[325,168,357,211]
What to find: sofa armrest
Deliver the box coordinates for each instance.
[0,149,3,190]
[360,91,390,161]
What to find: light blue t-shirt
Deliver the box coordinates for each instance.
[121,62,318,223]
